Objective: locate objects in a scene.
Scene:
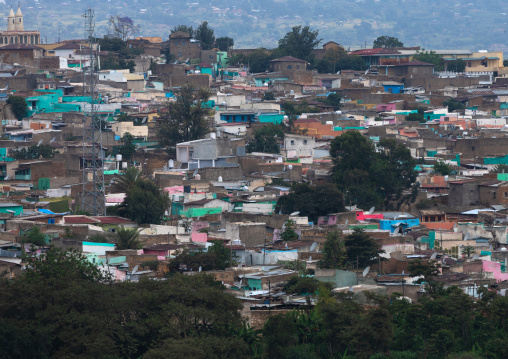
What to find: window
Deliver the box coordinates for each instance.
[504,192,508,198]
[287,65,292,69]
[297,65,300,69]
[303,140,307,145]
[178,52,182,57]
[290,140,295,145]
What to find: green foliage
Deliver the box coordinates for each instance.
[262,91,275,101]
[462,246,475,258]
[208,240,236,269]
[345,228,384,268]
[443,98,466,112]
[406,112,425,122]
[169,244,235,272]
[120,178,170,224]
[279,219,299,241]
[171,25,195,37]
[7,95,28,120]
[157,85,213,150]
[102,56,136,72]
[215,36,234,51]
[231,48,273,73]
[196,21,215,50]
[246,124,284,154]
[0,273,243,358]
[111,166,143,193]
[118,132,136,161]
[325,92,342,110]
[447,59,466,72]
[117,112,133,122]
[331,131,418,210]
[407,259,441,293]
[114,227,142,250]
[275,182,345,223]
[434,160,454,175]
[10,144,58,160]
[277,25,321,63]
[319,230,346,269]
[282,101,320,119]
[108,16,140,41]
[373,35,404,48]
[22,226,46,246]
[63,228,74,238]
[283,276,322,295]
[413,50,444,71]
[22,245,110,283]
[490,164,508,174]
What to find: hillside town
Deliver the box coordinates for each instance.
[4,7,508,357]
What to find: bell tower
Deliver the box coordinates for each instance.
[14,4,23,31]
[7,7,14,31]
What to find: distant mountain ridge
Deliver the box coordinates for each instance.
[11,0,508,52]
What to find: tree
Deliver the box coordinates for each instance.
[434,160,453,175]
[157,85,213,151]
[22,226,46,246]
[246,124,283,153]
[7,95,27,120]
[111,166,143,193]
[196,21,215,50]
[22,245,110,283]
[373,36,404,48]
[10,144,58,160]
[262,92,275,101]
[208,240,236,269]
[277,25,321,63]
[406,112,425,123]
[215,36,234,51]
[171,25,195,37]
[462,245,475,258]
[407,259,441,293]
[319,230,346,269]
[443,99,466,112]
[413,50,444,71]
[279,219,299,241]
[245,49,273,73]
[325,92,342,110]
[275,183,345,223]
[331,131,418,210]
[117,112,133,122]
[108,16,140,41]
[114,227,142,250]
[118,132,136,161]
[121,179,170,224]
[447,59,466,72]
[345,228,384,268]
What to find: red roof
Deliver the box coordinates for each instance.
[350,48,400,56]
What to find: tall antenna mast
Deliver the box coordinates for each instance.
[81,8,106,216]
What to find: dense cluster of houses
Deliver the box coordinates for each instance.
[4,6,508,327]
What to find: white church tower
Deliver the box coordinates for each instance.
[14,4,23,31]
[7,7,15,31]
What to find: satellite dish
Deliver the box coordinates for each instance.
[290,211,300,216]
[4,174,9,180]
[310,242,318,252]
[368,206,375,214]
[393,226,401,235]
[199,266,202,272]
[472,253,480,260]
[308,255,312,261]
[362,266,370,277]
[142,117,147,123]
[464,233,470,241]
[218,176,223,182]
[288,165,293,170]
[106,155,112,161]
[192,169,199,178]
[345,219,348,225]
[37,139,43,146]
[50,137,56,143]
[6,192,9,197]
[430,252,437,260]
[132,265,139,274]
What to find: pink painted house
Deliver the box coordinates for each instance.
[356,211,384,221]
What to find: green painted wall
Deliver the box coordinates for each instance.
[0,205,23,215]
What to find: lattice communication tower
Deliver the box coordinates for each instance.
[81,8,106,216]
